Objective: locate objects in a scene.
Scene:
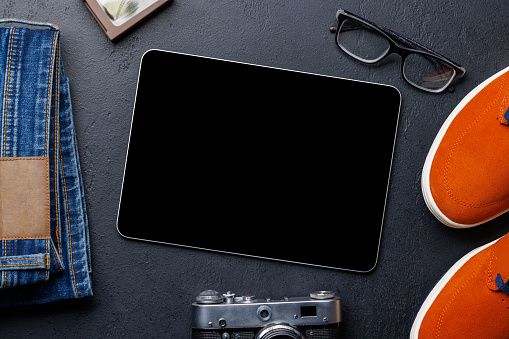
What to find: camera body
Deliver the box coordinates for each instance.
[192,290,342,339]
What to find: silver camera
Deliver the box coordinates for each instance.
[192,290,342,339]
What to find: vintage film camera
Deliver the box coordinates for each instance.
[192,290,342,339]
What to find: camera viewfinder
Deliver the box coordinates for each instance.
[300,306,317,317]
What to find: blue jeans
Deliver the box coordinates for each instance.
[0,19,92,305]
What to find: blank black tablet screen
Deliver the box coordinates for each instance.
[117,50,401,272]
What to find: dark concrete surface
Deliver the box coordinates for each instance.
[2,1,509,338]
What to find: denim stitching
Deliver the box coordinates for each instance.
[49,240,63,271]
[1,257,43,261]
[0,19,59,30]
[60,141,79,298]
[44,31,57,157]
[2,27,15,157]
[54,45,62,257]
[43,32,56,282]
[1,28,16,288]
[0,254,49,265]
[0,261,49,268]
[0,24,92,301]
[2,241,5,288]
[44,240,49,281]
[0,264,44,268]
[0,28,55,288]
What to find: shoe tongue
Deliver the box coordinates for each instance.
[486,233,509,291]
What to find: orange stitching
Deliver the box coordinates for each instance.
[0,253,50,270]
[0,28,56,288]
[44,31,57,157]
[486,241,509,286]
[0,254,50,268]
[0,18,59,29]
[2,27,15,157]
[442,75,509,208]
[2,241,6,288]
[435,249,490,338]
[49,240,63,271]
[60,141,79,298]
[46,157,50,237]
[0,256,45,261]
[0,157,47,161]
[44,239,49,280]
[54,44,62,257]
[0,236,51,240]
[0,263,46,268]
[497,94,509,123]
[486,241,499,287]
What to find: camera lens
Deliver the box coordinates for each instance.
[255,324,305,339]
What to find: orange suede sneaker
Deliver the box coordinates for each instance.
[422,66,509,228]
[410,232,509,338]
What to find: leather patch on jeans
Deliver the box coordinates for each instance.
[0,157,50,239]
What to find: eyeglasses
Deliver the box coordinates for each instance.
[330,9,466,93]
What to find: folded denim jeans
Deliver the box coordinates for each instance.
[0,19,92,305]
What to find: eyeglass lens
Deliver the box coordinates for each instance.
[336,19,390,63]
[336,18,456,92]
[403,53,455,91]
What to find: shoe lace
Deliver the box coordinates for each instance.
[495,274,509,295]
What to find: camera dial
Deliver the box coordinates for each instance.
[310,291,336,300]
[196,290,224,304]
[223,291,236,303]
[242,295,256,302]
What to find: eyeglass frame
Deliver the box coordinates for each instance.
[330,9,466,93]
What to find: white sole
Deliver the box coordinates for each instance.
[421,65,509,228]
[409,238,498,338]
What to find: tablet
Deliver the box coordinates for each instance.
[117,49,401,272]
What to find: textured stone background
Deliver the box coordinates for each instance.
[1,1,509,338]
